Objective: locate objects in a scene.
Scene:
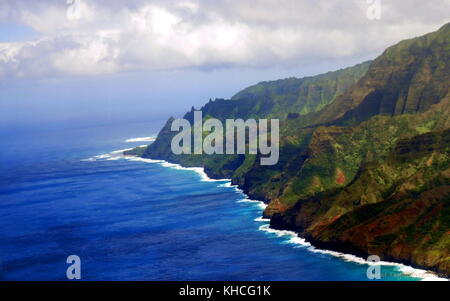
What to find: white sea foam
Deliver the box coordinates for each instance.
[125,136,156,143]
[106,157,121,161]
[109,148,133,154]
[81,153,113,161]
[82,149,130,162]
[125,157,164,164]
[94,154,111,159]
[254,216,271,222]
[237,198,267,210]
[80,158,95,162]
[83,147,447,281]
[307,247,446,280]
[218,182,242,193]
[156,163,230,183]
[255,221,447,281]
[86,148,230,184]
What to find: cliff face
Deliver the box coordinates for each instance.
[294,22,450,128]
[135,60,372,178]
[230,61,371,118]
[126,23,450,277]
[271,127,450,275]
[243,23,449,216]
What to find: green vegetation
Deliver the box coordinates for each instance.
[125,22,450,276]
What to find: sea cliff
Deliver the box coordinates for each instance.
[125,23,450,277]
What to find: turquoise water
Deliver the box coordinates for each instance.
[0,121,428,280]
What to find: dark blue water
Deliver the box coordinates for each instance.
[0,121,425,280]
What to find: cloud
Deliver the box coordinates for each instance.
[0,0,449,79]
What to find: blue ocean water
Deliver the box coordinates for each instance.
[0,121,430,280]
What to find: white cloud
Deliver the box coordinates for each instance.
[0,0,448,79]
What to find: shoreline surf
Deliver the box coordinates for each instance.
[124,136,156,143]
[82,146,448,281]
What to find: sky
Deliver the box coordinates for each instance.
[0,0,449,130]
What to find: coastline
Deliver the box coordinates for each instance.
[84,145,447,281]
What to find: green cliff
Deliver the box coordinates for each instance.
[125,22,450,277]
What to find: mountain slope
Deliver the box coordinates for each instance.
[230,61,371,118]
[291,22,450,128]
[249,23,450,215]
[133,61,371,176]
[271,127,450,275]
[126,22,450,277]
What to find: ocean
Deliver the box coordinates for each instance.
[0,120,443,281]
